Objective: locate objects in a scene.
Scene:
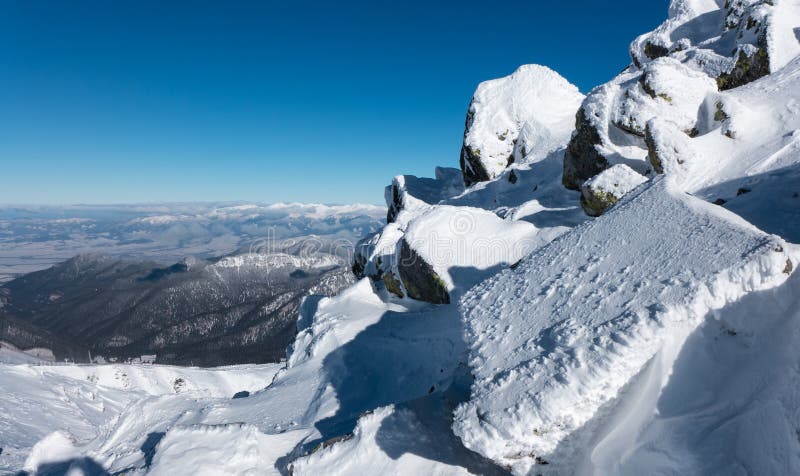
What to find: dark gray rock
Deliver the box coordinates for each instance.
[563,108,610,190]
[460,144,492,187]
[397,239,449,304]
[717,44,770,91]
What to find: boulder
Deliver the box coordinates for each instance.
[716,44,770,91]
[563,107,609,190]
[580,165,648,217]
[385,167,463,224]
[460,65,583,186]
[397,239,449,304]
[382,272,404,299]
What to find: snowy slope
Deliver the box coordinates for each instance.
[453,177,794,474]
[0,361,280,473]
[0,341,53,364]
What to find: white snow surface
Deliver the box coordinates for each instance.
[0,342,54,365]
[0,361,280,474]
[454,176,795,474]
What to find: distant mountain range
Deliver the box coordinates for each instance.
[0,202,384,366]
[0,202,384,282]
[0,249,356,366]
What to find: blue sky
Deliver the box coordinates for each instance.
[0,1,668,205]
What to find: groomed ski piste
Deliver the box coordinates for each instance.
[4,1,800,474]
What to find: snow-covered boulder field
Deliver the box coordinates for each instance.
[564,0,800,190]
[4,1,800,474]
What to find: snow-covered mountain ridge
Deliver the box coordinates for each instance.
[4,1,800,474]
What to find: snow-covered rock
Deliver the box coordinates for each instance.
[579,164,648,216]
[563,0,800,190]
[453,177,794,474]
[385,167,464,223]
[631,0,800,87]
[460,65,583,185]
[354,147,583,303]
[6,3,800,475]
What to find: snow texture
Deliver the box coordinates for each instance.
[454,177,794,474]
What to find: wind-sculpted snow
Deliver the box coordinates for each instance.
[5,2,800,474]
[453,177,794,474]
[0,361,280,473]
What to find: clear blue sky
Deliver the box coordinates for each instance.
[0,1,668,205]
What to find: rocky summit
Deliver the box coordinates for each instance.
[5,1,800,475]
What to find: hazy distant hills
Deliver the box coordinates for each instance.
[0,202,384,282]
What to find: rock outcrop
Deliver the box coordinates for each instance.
[563,0,800,193]
[580,164,648,217]
[397,239,450,304]
[563,107,609,190]
[385,168,463,224]
[460,65,583,186]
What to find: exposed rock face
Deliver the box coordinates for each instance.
[382,272,404,299]
[386,184,403,223]
[351,252,368,279]
[716,44,770,91]
[563,108,609,190]
[643,41,669,61]
[460,65,583,186]
[460,143,492,186]
[352,231,389,281]
[397,239,449,304]
[645,122,666,175]
[580,164,648,217]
